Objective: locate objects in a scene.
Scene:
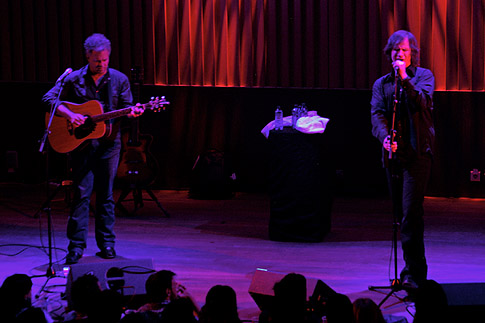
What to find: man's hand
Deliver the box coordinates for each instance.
[69,113,87,126]
[392,60,408,79]
[383,135,397,152]
[57,104,86,126]
[128,103,144,118]
[175,283,200,314]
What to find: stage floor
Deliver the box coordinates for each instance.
[1,183,484,322]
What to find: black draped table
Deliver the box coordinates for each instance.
[267,126,332,242]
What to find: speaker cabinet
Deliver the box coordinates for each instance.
[441,283,485,322]
[248,268,336,311]
[65,257,154,308]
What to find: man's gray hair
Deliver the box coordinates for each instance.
[84,33,111,54]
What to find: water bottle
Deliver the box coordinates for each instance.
[275,106,283,130]
[301,103,308,117]
[292,104,300,128]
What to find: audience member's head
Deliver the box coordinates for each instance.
[1,273,32,307]
[70,273,102,316]
[275,273,307,307]
[145,270,177,303]
[413,279,449,323]
[272,273,308,322]
[199,285,241,323]
[325,293,355,323]
[1,273,47,322]
[353,298,386,323]
[1,274,33,316]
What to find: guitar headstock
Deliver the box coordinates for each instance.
[149,96,170,112]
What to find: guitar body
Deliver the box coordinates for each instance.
[116,132,158,187]
[46,101,107,153]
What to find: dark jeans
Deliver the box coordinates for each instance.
[386,155,431,283]
[67,137,121,254]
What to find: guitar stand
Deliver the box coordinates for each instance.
[116,187,170,217]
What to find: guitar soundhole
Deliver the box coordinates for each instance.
[74,116,96,139]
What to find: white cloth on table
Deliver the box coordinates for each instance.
[261,115,330,138]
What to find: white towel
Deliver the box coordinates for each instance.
[295,116,330,134]
[261,115,329,138]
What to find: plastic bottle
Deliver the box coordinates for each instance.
[292,104,300,128]
[275,106,283,130]
[301,103,308,117]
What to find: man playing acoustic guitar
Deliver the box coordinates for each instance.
[43,33,144,264]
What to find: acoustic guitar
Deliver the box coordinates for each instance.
[116,66,163,187]
[46,98,168,153]
[116,123,159,187]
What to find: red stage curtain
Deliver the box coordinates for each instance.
[1,0,484,91]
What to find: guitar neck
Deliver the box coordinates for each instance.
[87,99,168,124]
[90,106,133,123]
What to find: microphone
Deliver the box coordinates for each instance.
[56,68,73,83]
[394,64,401,81]
[394,59,403,75]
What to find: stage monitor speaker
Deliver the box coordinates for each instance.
[65,257,154,308]
[248,268,336,311]
[441,283,485,321]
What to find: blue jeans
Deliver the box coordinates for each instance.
[386,155,431,283]
[67,137,121,253]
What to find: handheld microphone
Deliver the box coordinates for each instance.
[394,59,403,74]
[56,68,73,83]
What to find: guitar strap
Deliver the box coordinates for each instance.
[107,72,114,125]
[101,72,119,141]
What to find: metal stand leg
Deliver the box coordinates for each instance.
[116,187,170,217]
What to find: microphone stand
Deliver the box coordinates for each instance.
[368,70,404,307]
[32,76,69,297]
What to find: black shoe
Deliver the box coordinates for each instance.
[96,247,116,259]
[402,276,419,291]
[65,251,82,265]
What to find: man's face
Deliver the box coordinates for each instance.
[391,37,412,68]
[87,49,110,76]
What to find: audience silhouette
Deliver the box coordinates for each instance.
[325,292,355,323]
[199,284,242,323]
[413,280,449,323]
[64,273,102,322]
[122,269,199,322]
[259,273,321,323]
[0,273,49,323]
[6,269,454,322]
[353,298,386,323]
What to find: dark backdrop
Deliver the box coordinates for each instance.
[2,0,485,197]
[2,82,485,198]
